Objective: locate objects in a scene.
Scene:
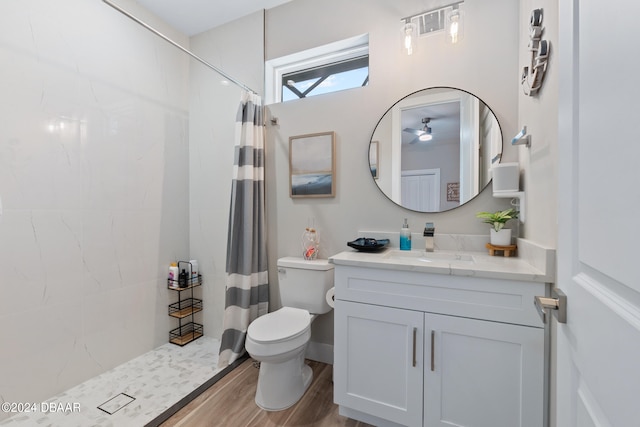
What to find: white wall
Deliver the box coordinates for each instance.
[265,0,520,347]
[517,1,559,425]
[518,0,558,248]
[0,0,190,416]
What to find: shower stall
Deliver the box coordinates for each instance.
[0,0,263,423]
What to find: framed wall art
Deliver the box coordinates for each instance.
[289,131,336,198]
[447,182,460,202]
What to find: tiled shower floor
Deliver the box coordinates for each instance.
[0,337,222,427]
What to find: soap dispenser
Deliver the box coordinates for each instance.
[400,218,412,251]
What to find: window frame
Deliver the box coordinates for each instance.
[265,34,369,104]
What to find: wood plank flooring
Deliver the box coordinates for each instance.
[160,358,374,427]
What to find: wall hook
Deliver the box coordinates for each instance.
[511,126,531,147]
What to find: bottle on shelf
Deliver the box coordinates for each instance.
[168,262,179,288]
[189,259,198,282]
[178,269,188,288]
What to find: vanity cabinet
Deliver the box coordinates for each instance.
[333,264,548,427]
[334,300,424,427]
[423,312,544,427]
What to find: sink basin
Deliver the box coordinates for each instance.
[383,250,474,263]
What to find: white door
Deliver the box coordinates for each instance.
[401,169,440,211]
[424,313,544,427]
[556,2,640,426]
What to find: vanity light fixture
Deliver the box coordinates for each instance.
[401,1,465,55]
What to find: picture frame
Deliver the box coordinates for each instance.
[289,131,336,198]
[447,182,460,202]
[369,140,379,179]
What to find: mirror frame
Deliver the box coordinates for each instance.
[369,86,503,213]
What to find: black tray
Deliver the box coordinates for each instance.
[347,238,390,252]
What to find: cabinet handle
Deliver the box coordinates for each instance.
[430,330,435,372]
[412,327,417,367]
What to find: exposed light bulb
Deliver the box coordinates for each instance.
[449,13,459,43]
[401,20,417,56]
[404,28,413,55]
[446,7,463,44]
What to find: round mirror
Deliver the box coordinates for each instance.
[369,87,503,212]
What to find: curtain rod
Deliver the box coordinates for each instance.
[102,0,258,95]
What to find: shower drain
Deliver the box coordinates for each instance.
[97,393,135,415]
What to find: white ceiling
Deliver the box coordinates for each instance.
[134,0,292,36]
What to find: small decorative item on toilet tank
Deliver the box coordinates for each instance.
[301,220,319,260]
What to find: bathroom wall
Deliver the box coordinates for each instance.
[264,0,520,353]
[517,1,559,425]
[188,12,265,340]
[0,0,190,416]
[518,0,558,248]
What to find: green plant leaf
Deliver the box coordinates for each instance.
[475,208,519,231]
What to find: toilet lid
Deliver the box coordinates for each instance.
[248,307,311,344]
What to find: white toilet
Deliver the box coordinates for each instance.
[245,257,334,411]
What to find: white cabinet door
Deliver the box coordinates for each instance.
[334,300,424,427]
[424,313,545,427]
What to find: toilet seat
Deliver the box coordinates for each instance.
[248,307,310,344]
[246,307,311,360]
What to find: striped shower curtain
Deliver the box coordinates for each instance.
[218,91,268,368]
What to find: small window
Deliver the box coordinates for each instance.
[282,56,369,101]
[266,34,369,104]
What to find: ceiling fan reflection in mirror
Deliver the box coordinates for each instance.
[403,117,433,143]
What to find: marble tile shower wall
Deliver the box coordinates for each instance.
[0,0,191,418]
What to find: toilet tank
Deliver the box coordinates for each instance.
[277,257,334,314]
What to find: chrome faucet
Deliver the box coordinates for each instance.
[423,222,435,252]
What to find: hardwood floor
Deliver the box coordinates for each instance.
[160,358,374,427]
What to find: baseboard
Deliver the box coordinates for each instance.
[305,341,333,365]
[339,406,404,427]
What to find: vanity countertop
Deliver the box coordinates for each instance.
[329,246,554,283]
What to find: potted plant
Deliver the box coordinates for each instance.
[476,208,519,246]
